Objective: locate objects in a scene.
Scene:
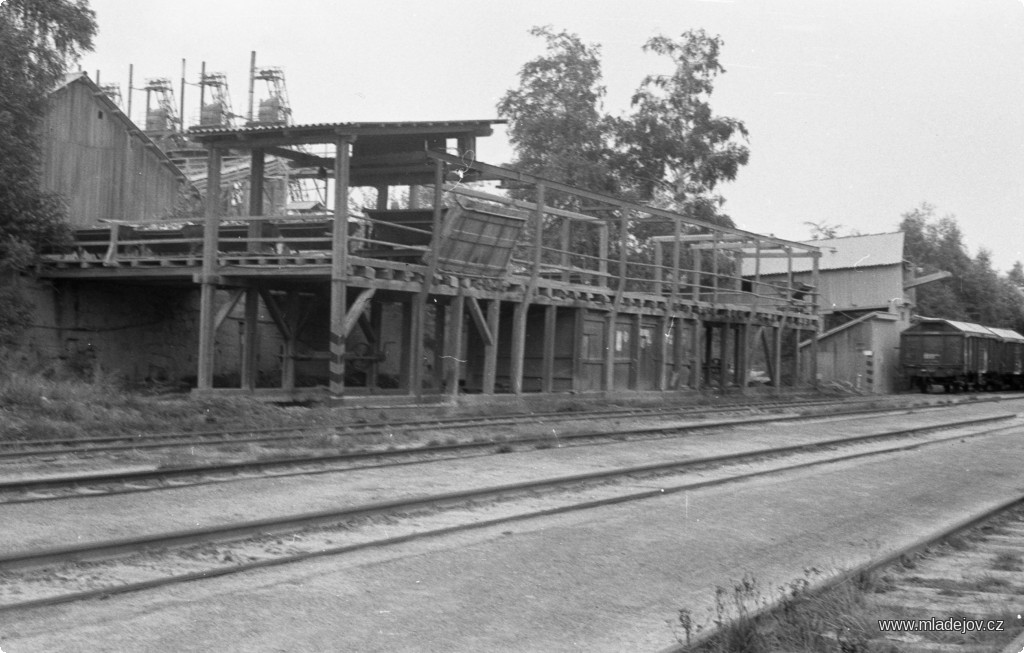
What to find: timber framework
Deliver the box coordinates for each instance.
[38,120,822,400]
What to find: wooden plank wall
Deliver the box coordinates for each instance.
[41,81,183,226]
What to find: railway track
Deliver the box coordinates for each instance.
[0,411,1017,611]
[2,393,1011,460]
[666,496,1024,653]
[0,402,1007,504]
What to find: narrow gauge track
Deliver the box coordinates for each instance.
[0,413,1017,610]
[1,394,1007,460]
[665,495,1024,653]
[0,404,1009,504]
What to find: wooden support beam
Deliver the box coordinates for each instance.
[445,289,465,396]
[719,322,730,390]
[542,305,557,393]
[340,287,377,340]
[425,151,819,254]
[510,295,528,395]
[774,319,784,395]
[604,313,616,391]
[653,241,664,296]
[657,313,671,390]
[401,299,414,393]
[328,136,353,396]
[483,299,500,395]
[810,252,820,389]
[197,145,222,392]
[466,296,494,346]
[247,149,265,251]
[258,289,292,342]
[213,289,244,332]
[691,318,703,390]
[241,287,259,391]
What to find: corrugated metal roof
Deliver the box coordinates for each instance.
[916,317,999,337]
[987,327,1024,342]
[188,119,504,138]
[741,232,905,276]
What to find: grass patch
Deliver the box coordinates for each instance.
[991,552,1023,572]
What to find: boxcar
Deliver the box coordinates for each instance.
[987,327,1024,389]
[899,318,1000,392]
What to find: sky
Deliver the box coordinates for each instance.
[76,0,1024,272]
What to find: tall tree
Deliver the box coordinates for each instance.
[497,26,617,211]
[0,0,97,344]
[898,202,1024,329]
[615,30,749,220]
[498,27,748,226]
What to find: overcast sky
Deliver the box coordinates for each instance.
[78,0,1024,272]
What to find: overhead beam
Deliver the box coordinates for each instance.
[904,270,952,289]
[425,150,820,255]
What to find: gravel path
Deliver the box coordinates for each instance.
[2,420,1023,652]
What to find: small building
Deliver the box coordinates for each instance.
[742,232,915,393]
[40,73,190,225]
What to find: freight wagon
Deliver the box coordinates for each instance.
[900,318,1024,392]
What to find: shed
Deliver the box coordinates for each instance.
[742,232,907,316]
[40,73,189,226]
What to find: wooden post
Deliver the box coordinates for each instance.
[328,136,352,397]
[630,313,641,389]
[241,287,259,390]
[691,317,703,390]
[692,247,702,303]
[444,290,465,396]
[658,313,671,391]
[247,149,265,251]
[196,145,222,391]
[604,313,616,391]
[618,211,628,292]
[368,301,383,390]
[482,299,500,394]
[510,300,528,394]
[653,241,664,296]
[810,251,821,389]
[542,305,557,393]
[410,157,446,398]
[433,302,446,391]
[711,237,719,304]
[400,299,414,393]
[511,183,545,394]
[560,219,571,283]
[774,318,784,394]
[719,322,730,390]
[598,222,609,285]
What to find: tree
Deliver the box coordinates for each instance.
[497,26,617,211]
[0,0,97,345]
[614,30,749,219]
[898,202,1024,329]
[498,27,748,225]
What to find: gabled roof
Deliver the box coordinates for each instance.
[913,317,999,337]
[986,327,1024,342]
[742,232,905,276]
[51,73,189,184]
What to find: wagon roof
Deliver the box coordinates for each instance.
[986,327,1024,342]
[912,317,1000,337]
